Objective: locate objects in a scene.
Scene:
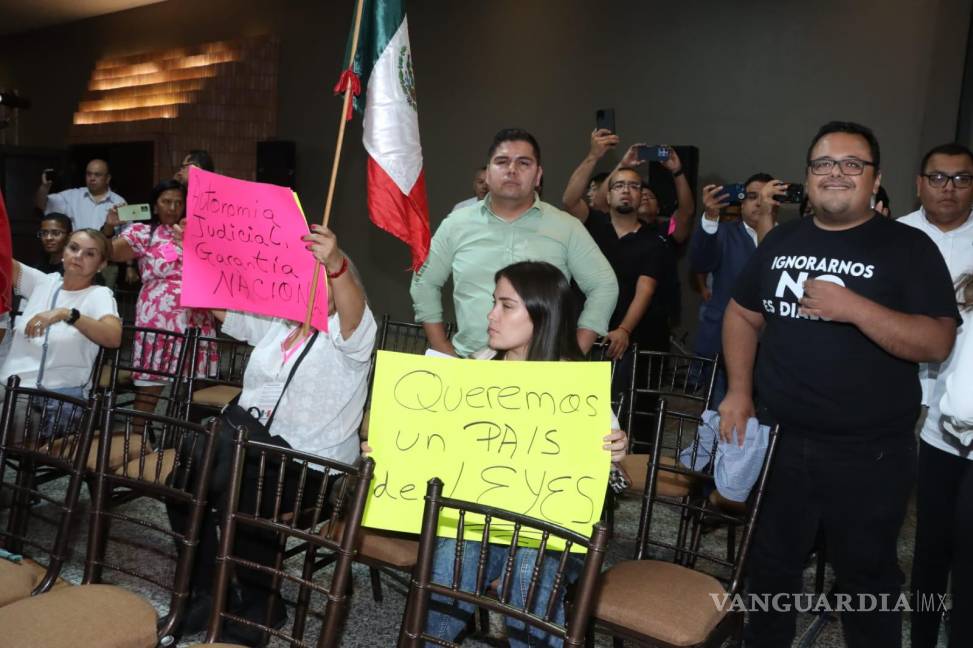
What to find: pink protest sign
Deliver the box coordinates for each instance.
[180,167,329,331]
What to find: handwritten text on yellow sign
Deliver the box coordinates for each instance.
[362,351,612,551]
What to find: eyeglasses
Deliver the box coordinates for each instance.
[808,158,875,176]
[921,172,973,189]
[610,181,642,191]
[37,229,67,239]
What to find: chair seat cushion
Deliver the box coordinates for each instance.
[114,448,177,483]
[594,560,727,646]
[89,433,147,471]
[321,521,418,568]
[192,384,241,407]
[99,366,132,389]
[0,559,47,607]
[0,584,157,648]
[621,453,694,497]
[53,433,145,472]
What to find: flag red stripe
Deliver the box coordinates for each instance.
[366,156,430,271]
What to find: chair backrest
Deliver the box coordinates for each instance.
[0,377,97,593]
[184,333,253,414]
[205,430,375,648]
[634,399,779,597]
[113,287,140,324]
[83,397,218,642]
[587,340,637,416]
[622,350,719,449]
[399,478,610,648]
[107,325,200,419]
[378,315,453,354]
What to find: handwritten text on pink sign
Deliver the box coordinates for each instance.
[180,167,329,330]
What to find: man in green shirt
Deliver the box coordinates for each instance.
[410,128,618,357]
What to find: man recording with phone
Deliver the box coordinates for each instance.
[562,129,696,244]
[690,173,780,405]
[35,158,124,237]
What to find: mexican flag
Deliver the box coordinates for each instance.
[343,0,430,271]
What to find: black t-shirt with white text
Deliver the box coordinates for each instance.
[732,215,961,440]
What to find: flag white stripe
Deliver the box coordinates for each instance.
[362,17,422,194]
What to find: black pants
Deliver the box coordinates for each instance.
[168,436,329,605]
[911,439,973,648]
[743,430,915,648]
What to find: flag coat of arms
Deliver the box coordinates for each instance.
[344,0,430,270]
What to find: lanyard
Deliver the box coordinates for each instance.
[35,282,63,389]
[279,327,313,370]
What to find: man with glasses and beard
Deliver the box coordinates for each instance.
[720,121,960,648]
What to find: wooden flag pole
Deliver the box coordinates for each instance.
[300,0,367,335]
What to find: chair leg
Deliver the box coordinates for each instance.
[369,566,384,602]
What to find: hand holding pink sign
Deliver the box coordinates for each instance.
[179,167,329,331]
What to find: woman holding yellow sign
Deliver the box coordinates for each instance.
[368,261,627,647]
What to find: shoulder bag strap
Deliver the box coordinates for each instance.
[35,282,63,389]
[264,329,319,431]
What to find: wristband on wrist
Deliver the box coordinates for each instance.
[672,168,684,178]
[66,308,81,326]
[617,325,631,335]
[327,255,349,279]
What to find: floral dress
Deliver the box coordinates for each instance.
[120,223,217,381]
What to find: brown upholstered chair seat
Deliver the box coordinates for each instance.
[594,560,727,647]
[320,520,418,568]
[114,448,177,482]
[191,384,242,407]
[98,365,131,389]
[0,584,157,648]
[620,453,695,497]
[0,558,69,607]
[52,432,146,472]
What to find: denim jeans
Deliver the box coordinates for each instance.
[425,537,580,648]
[36,385,87,439]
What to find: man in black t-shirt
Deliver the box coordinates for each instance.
[720,121,960,648]
[583,167,667,356]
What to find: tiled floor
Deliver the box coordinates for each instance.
[9,479,943,647]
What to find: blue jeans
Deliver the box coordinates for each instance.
[35,385,87,439]
[425,537,580,647]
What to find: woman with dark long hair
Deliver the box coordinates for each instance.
[106,180,216,417]
[401,260,625,646]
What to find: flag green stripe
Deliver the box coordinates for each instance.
[343,0,405,113]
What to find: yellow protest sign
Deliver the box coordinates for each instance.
[362,351,612,552]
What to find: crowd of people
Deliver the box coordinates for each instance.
[0,120,971,647]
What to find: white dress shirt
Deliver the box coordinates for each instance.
[898,207,973,407]
[44,187,125,231]
[699,214,758,246]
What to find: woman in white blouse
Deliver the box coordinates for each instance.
[175,224,375,643]
[0,228,121,397]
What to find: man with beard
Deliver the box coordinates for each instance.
[577,166,666,361]
[721,121,960,648]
